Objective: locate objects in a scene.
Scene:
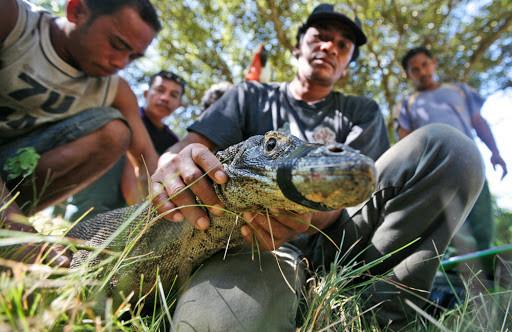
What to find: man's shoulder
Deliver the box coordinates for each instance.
[434,82,484,104]
[333,91,379,110]
[239,81,283,93]
[19,0,47,13]
[1,0,48,49]
[14,0,51,25]
[446,82,480,96]
[440,82,478,95]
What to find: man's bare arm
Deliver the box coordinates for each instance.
[398,127,411,140]
[157,131,217,168]
[112,79,159,173]
[0,0,18,45]
[472,113,507,178]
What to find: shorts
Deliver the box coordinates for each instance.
[0,107,126,181]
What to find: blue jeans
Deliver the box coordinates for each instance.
[0,107,125,182]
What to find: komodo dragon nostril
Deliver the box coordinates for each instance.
[327,145,344,153]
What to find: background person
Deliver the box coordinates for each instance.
[396,46,507,276]
[200,81,234,110]
[71,70,185,217]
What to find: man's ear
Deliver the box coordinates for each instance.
[67,0,89,25]
[143,90,148,99]
[339,66,349,79]
[292,47,301,59]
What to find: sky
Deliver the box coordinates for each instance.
[477,88,512,210]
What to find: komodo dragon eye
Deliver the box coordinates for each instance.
[265,137,277,152]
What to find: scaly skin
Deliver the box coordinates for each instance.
[67,131,376,304]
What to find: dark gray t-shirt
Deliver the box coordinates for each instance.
[189,81,389,161]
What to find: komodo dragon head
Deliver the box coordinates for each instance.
[215,131,376,213]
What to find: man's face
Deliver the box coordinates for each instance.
[296,22,355,86]
[144,76,183,120]
[406,53,438,90]
[68,5,156,77]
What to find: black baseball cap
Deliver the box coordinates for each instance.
[305,4,367,46]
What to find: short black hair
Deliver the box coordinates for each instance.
[401,46,433,71]
[84,0,161,32]
[295,21,360,62]
[201,82,233,109]
[149,71,186,95]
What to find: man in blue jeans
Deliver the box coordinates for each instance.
[0,0,161,265]
[151,4,484,331]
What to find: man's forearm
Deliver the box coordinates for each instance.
[475,118,501,156]
[165,132,218,155]
[120,158,143,205]
[158,132,218,169]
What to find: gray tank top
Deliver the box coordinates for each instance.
[0,0,119,139]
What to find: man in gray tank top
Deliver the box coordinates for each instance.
[0,0,161,266]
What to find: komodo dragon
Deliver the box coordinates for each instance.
[67,131,376,304]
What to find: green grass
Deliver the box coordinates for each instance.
[1,201,511,331]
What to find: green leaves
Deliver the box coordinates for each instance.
[32,0,512,141]
[151,0,510,117]
[3,147,40,181]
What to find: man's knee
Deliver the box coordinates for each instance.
[95,119,131,156]
[389,124,484,191]
[416,124,484,194]
[173,248,304,332]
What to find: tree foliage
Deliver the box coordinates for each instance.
[495,207,512,246]
[151,0,511,139]
[32,0,64,14]
[33,0,512,140]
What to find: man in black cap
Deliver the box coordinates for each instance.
[151,4,483,330]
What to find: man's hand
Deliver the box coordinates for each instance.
[151,143,228,230]
[240,210,312,251]
[240,208,343,251]
[2,218,71,267]
[8,242,71,267]
[491,153,508,180]
[1,195,71,267]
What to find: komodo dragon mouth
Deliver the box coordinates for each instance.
[67,131,376,307]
